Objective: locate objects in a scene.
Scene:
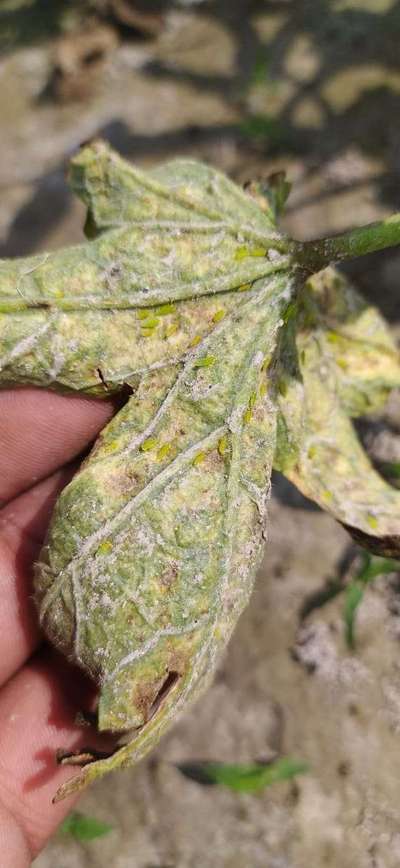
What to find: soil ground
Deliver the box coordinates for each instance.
[1,2,400,866]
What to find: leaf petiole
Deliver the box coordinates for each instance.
[292,213,400,271]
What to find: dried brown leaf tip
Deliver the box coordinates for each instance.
[0,141,399,800]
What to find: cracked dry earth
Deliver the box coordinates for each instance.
[0,1,400,866]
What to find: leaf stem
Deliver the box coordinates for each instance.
[291,213,400,271]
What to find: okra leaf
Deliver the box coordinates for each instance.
[303,268,400,417]
[36,273,291,802]
[0,145,290,394]
[275,315,400,557]
[69,139,278,234]
[0,143,399,804]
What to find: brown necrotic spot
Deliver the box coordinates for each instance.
[56,746,116,767]
[148,671,180,720]
[96,367,109,389]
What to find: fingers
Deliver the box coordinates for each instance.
[0,466,76,686]
[0,388,119,863]
[0,388,115,505]
[0,801,32,868]
[0,647,115,859]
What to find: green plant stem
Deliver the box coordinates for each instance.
[292,213,400,271]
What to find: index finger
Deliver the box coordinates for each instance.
[0,647,116,862]
[0,388,115,505]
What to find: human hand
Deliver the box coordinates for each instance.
[0,387,116,867]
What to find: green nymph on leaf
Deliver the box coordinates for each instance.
[0,141,399,802]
